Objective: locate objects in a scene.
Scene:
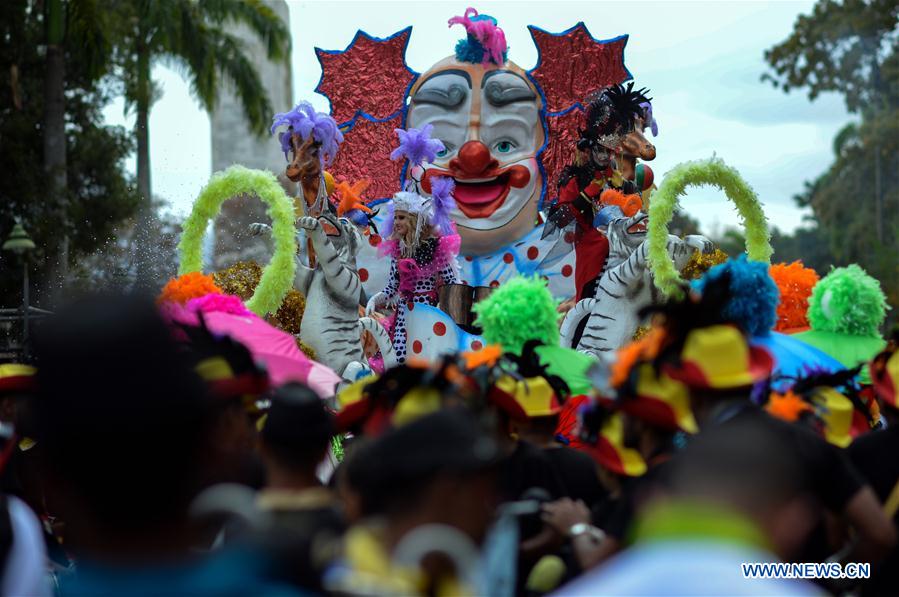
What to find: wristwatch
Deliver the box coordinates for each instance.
[568,523,606,544]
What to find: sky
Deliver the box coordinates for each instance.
[102,0,851,236]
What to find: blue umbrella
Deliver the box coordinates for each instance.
[751,332,847,390]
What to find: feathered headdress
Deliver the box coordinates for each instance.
[579,82,651,151]
[270,101,344,166]
[386,126,457,243]
[449,8,508,67]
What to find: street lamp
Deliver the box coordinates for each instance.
[3,222,36,351]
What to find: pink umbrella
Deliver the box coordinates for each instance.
[166,295,341,397]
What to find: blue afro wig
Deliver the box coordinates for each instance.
[692,254,779,337]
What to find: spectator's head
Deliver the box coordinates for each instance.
[358,408,501,545]
[260,382,334,484]
[33,294,210,555]
[665,416,815,560]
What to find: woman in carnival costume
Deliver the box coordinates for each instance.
[366,126,461,363]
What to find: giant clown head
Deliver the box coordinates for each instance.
[315,8,631,257]
[408,18,545,254]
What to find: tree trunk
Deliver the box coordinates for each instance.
[43,0,69,289]
[134,34,153,286]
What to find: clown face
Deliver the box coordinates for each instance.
[408,57,544,255]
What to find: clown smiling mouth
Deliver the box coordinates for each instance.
[452,172,513,219]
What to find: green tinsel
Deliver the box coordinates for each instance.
[331,434,345,462]
[472,276,560,355]
[808,264,887,337]
[178,165,297,317]
[647,157,772,299]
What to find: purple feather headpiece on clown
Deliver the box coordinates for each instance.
[270,101,344,166]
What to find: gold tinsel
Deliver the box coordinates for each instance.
[213,261,263,302]
[214,260,308,338]
[632,325,652,341]
[680,248,729,281]
[270,289,306,335]
[297,338,317,360]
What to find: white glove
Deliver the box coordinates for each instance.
[366,292,386,316]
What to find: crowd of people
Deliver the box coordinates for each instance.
[1,262,898,596]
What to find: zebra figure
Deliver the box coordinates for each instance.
[559,210,714,355]
[252,214,396,382]
[294,214,397,382]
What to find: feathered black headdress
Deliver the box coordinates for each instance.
[578,82,652,151]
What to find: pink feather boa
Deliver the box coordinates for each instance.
[378,233,461,298]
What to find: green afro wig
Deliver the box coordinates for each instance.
[473,276,560,354]
[808,264,887,337]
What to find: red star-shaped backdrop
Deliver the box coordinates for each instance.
[528,23,630,114]
[330,116,405,201]
[315,27,418,125]
[541,108,587,200]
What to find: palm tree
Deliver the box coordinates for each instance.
[117,0,291,282]
[42,0,110,284]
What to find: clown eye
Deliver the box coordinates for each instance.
[495,140,516,153]
[435,142,454,158]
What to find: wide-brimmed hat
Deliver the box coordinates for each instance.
[665,325,773,391]
[872,347,899,409]
[584,412,647,477]
[619,362,698,434]
[490,375,561,420]
[0,364,37,395]
[810,388,853,448]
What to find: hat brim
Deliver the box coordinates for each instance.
[667,346,774,391]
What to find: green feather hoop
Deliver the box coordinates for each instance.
[178,165,297,316]
[647,157,772,298]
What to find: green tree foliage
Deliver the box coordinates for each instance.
[764,0,899,322]
[0,0,138,305]
[106,0,291,283]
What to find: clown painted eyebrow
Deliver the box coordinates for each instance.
[411,70,471,108]
[482,70,537,107]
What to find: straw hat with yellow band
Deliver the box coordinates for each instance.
[0,363,37,395]
[664,325,773,391]
[618,362,698,434]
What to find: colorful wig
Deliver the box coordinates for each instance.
[808,265,887,337]
[270,101,343,166]
[449,8,508,66]
[769,261,819,332]
[473,276,560,354]
[692,255,779,337]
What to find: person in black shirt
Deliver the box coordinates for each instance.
[256,383,345,592]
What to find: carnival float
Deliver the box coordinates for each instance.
[157,7,888,394]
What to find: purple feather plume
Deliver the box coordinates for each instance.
[270,101,344,166]
[390,124,445,167]
[640,101,658,137]
[429,176,456,235]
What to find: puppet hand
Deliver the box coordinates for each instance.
[366,292,385,315]
[248,222,271,237]
[297,216,320,231]
[684,235,715,254]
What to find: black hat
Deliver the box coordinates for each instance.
[262,382,335,451]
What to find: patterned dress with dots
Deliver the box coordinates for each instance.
[380,237,459,363]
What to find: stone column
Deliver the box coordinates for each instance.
[210,0,295,269]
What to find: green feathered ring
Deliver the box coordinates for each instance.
[647,157,772,298]
[178,165,297,316]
